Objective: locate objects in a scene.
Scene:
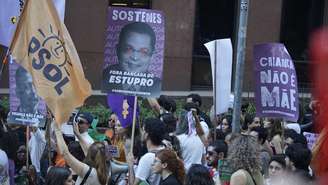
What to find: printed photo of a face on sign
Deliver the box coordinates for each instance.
[102,7,165,98]
[7,59,46,126]
[253,43,299,122]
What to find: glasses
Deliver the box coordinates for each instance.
[122,45,152,57]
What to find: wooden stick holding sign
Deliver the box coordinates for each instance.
[130,96,138,154]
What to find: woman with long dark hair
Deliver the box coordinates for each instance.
[185,164,214,185]
[152,149,185,185]
[45,167,74,185]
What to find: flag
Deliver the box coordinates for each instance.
[107,93,139,128]
[0,0,65,47]
[9,0,91,125]
[204,39,233,114]
[310,27,328,179]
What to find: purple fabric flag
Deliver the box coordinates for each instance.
[107,93,139,128]
[253,43,299,122]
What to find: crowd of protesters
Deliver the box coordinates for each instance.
[0,94,321,185]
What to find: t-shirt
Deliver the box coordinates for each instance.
[79,132,95,146]
[177,133,204,171]
[75,167,101,185]
[135,147,164,185]
[160,174,181,185]
[0,149,9,185]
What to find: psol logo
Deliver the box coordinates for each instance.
[28,24,72,95]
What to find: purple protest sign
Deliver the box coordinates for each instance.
[102,7,165,97]
[107,93,139,128]
[7,58,46,126]
[253,43,299,122]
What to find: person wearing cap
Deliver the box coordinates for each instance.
[76,112,94,146]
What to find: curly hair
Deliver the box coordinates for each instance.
[227,134,261,173]
[156,149,185,185]
[185,164,214,185]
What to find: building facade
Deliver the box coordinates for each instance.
[1,0,328,101]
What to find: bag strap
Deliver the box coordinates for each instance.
[80,166,92,185]
[245,170,257,185]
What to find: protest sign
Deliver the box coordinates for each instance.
[102,7,165,97]
[253,43,299,122]
[7,58,46,126]
[107,93,139,128]
[303,132,319,150]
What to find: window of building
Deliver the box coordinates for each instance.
[192,0,236,89]
[280,0,325,61]
[109,0,151,8]
[280,0,325,88]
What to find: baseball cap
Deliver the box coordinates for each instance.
[78,112,94,124]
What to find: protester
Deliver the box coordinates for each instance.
[249,126,272,175]
[55,121,109,185]
[241,114,261,134]
[127,118,165,185]
[0,148,9,185]
[285,143,313,181]
[152,149,185,185]
[206,140,228,183]
[217,115,232,134]
[186,93,213,128]
[45,167,74,185]
[76,112,95,147]
[228,134,264,185]
[185,164,215,185]
[266,118,284,154]
[176,110,205,171]
[265,154,286,185]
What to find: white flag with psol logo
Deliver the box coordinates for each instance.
[0,0,65,47]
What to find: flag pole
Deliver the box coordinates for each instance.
[232,0,250,133]
[130,96,138,154]
[213,41,217,140]
[26,126,30,169]
[0,50,9,82]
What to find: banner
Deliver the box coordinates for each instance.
[7,58,46,126]
[303,132,319,150]
[107,93,139,128]
[0,0,65,47]
[9,0,91,125]
[204,39,233,114]
[102,7,165,97]
[253,43,299,122]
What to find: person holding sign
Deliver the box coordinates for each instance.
[103,22,161,96]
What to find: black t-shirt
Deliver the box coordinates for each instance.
[160,174,181,185]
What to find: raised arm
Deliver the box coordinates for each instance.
[72,122,91,156]
[54,121,89,177]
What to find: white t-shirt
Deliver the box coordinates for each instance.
[135,147,164,185]
[75,167,101,185]
[0,149,9,185]
[79,132,95,146]
[200,121,209,138]
[177,133,204,171]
